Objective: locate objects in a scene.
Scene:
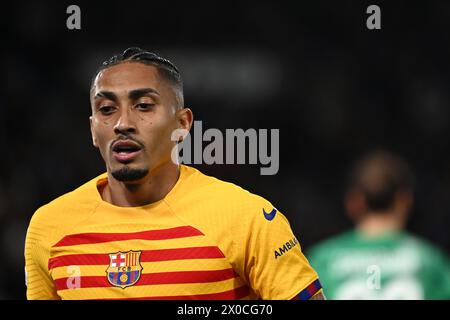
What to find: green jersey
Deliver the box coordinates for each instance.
[307,230,450,299]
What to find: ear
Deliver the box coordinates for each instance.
[89,116,99,148]
[345,189,366,222]
[177,107,193,133]
[394,190,413,216]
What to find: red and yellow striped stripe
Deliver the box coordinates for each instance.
[49,226,251,299]
[52,226,203,247]
[55,268,237,290]
[49,246,225,270]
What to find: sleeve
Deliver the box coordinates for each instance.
[235,196,322,300]
[25,210,60,300]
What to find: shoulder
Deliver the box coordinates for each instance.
[172,166,286,243]
[27,173,105,239]
[401,233,449,263]
[179,165,276,217]
[307,231,355,260]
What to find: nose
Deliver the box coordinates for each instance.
[114,108,136,135]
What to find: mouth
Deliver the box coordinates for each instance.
[111,140,142,163]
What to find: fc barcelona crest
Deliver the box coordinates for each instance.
[106,250,143,289]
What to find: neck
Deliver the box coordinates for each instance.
[102,162,180,207]
[356,212,405,238]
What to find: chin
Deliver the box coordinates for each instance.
[111,165,149,182]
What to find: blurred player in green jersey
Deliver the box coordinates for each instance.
[307,150,450,299]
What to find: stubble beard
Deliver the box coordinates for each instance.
[111,165,149,182]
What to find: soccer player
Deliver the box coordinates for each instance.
[307,150,450,299]
[24,47,324,300]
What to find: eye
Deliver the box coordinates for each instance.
[135,103,155,111]
[99,106,116,115]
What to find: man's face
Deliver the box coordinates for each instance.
[90,62,181,182]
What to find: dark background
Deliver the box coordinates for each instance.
[1,0,449,299]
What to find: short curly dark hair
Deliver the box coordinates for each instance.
[91,47,183,106]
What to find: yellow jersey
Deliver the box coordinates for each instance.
[25,165,321,300]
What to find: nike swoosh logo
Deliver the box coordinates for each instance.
[263,208,277,221]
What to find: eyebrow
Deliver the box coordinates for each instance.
[94,88,160,102]
[128,88,160,100]
[94,91,117,102]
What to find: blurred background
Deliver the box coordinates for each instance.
[1,0,449,299]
